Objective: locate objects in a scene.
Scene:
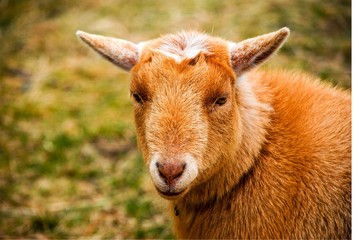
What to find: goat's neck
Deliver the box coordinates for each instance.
[174,73,272,208]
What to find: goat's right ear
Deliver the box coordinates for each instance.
[76,31,139,71]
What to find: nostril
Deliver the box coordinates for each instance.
[156,162,185,184]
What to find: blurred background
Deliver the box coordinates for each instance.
[0,0,351,238]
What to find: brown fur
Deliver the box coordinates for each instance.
[77,29,351,238]
[170,70,351,238]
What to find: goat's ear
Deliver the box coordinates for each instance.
[76,31,139,71]
[229,27,290,75]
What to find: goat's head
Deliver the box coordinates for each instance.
[77,28,289,200]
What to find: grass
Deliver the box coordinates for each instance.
[0,0,350,238]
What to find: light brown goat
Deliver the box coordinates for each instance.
[77,28,351,238]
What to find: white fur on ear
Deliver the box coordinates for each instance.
[229,27,290,76]
[76,30,139,71]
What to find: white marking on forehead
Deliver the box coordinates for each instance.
[157,49,182,62]
[137,41,147,55]
[157,31,211,62]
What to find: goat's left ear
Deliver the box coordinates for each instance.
[229,27,290,75]
[76,31,139,71]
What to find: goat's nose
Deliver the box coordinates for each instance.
[156,162,185,185]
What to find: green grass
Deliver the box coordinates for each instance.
[0,0,350,238]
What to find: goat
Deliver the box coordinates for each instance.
[76,28,351,239]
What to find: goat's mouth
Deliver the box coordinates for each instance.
[155,187,187,199]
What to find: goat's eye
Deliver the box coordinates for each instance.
[214,96,227,106]
[132,93,144,104]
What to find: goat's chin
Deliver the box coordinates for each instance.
[157,189,188,200]
[155,186,190,200]
[151,177,194,200]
